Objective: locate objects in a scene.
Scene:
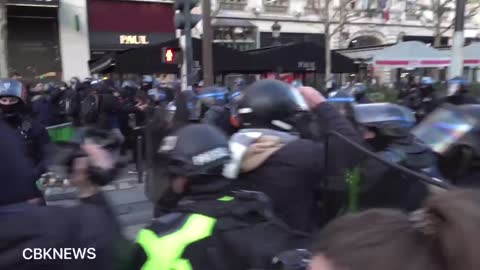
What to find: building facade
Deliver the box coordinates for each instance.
[208,0,480,49]
[4,0,175,81]
[199,0,480,83]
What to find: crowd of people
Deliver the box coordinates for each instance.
[1,73,480,270]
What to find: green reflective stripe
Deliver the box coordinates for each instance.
[136,214,216,270]
[218,196,234,202]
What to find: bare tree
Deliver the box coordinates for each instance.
[417,0,480,47]
[313,0,364,86]
[0,0,7,77]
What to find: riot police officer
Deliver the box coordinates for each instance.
[412,104,480,188]
[225,80,363,231]
[353,103,437,210]
[198,87,237,135]
[130,124,307,270]
[439,77,479,106]
[0,79,52,203]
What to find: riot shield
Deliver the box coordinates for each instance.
[322,130,450,222]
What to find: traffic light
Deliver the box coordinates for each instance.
[174,0,201,30]
[162,47,182,64]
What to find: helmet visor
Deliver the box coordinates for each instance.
[412,105,477,154]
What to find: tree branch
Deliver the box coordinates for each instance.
[439,0,454,8]
[331,0,357,19]
[331,14,363,36]
[440,21,454,35]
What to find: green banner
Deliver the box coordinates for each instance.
[47,122,75,143]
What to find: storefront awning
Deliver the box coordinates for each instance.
[7,0,59,7]
[111,38,257,74]
[246,42,357,73]
[372,41,450,68]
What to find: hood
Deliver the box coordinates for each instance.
[223,129,299,179]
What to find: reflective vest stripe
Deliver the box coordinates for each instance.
[136,214,216,270]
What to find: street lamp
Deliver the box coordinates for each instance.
[271,21,281,46]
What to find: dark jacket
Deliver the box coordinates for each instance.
[231,103,363,232]
[0,193,122,270]
[4,115,53,183]
[30,95,57,127]
[131,181,308,270]
[358,137,435,211]
[439,90,479,106]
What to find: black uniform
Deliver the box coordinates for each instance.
[439,90,479,106]
[359,136,435,211]
[4,115,52,184]
[230,102,363,232]
[130,180,308,270]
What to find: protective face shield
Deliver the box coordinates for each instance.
[412,105,479,155]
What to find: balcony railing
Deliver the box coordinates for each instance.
[263,0,289,12]
[219,0,248,10]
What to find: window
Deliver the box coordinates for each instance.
[405,0,418,20]
[219,0,248,10]
[213,26,257,51]
[264,0,289,12]
[306,0,319,9]
[220,0,247,3]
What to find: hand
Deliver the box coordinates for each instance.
[136,103,148,111]
[69,144,114,198]
[299,86,326,109]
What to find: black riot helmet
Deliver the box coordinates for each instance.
[158,124,231,178]
[354,103,416,138]
[412,104,480,179]
[236,79,308,131]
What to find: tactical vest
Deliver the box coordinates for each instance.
[136,196,234,270]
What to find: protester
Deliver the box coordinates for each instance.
[309,189,480,270]
[0,119,123,270]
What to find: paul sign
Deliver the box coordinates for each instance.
[119,35,150,45]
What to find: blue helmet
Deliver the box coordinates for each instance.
[0,79,23,102]
[197,87,228,108]
[148,88,167,102]
[354,103,416,137]
[448,76,470,86]
[420,77,435,86]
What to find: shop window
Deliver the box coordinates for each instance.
[264,0,289,12]
[405,0,418,20]
[213,26,256,51]
[219,0,247,10]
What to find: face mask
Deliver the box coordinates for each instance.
[0,104,20,117]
